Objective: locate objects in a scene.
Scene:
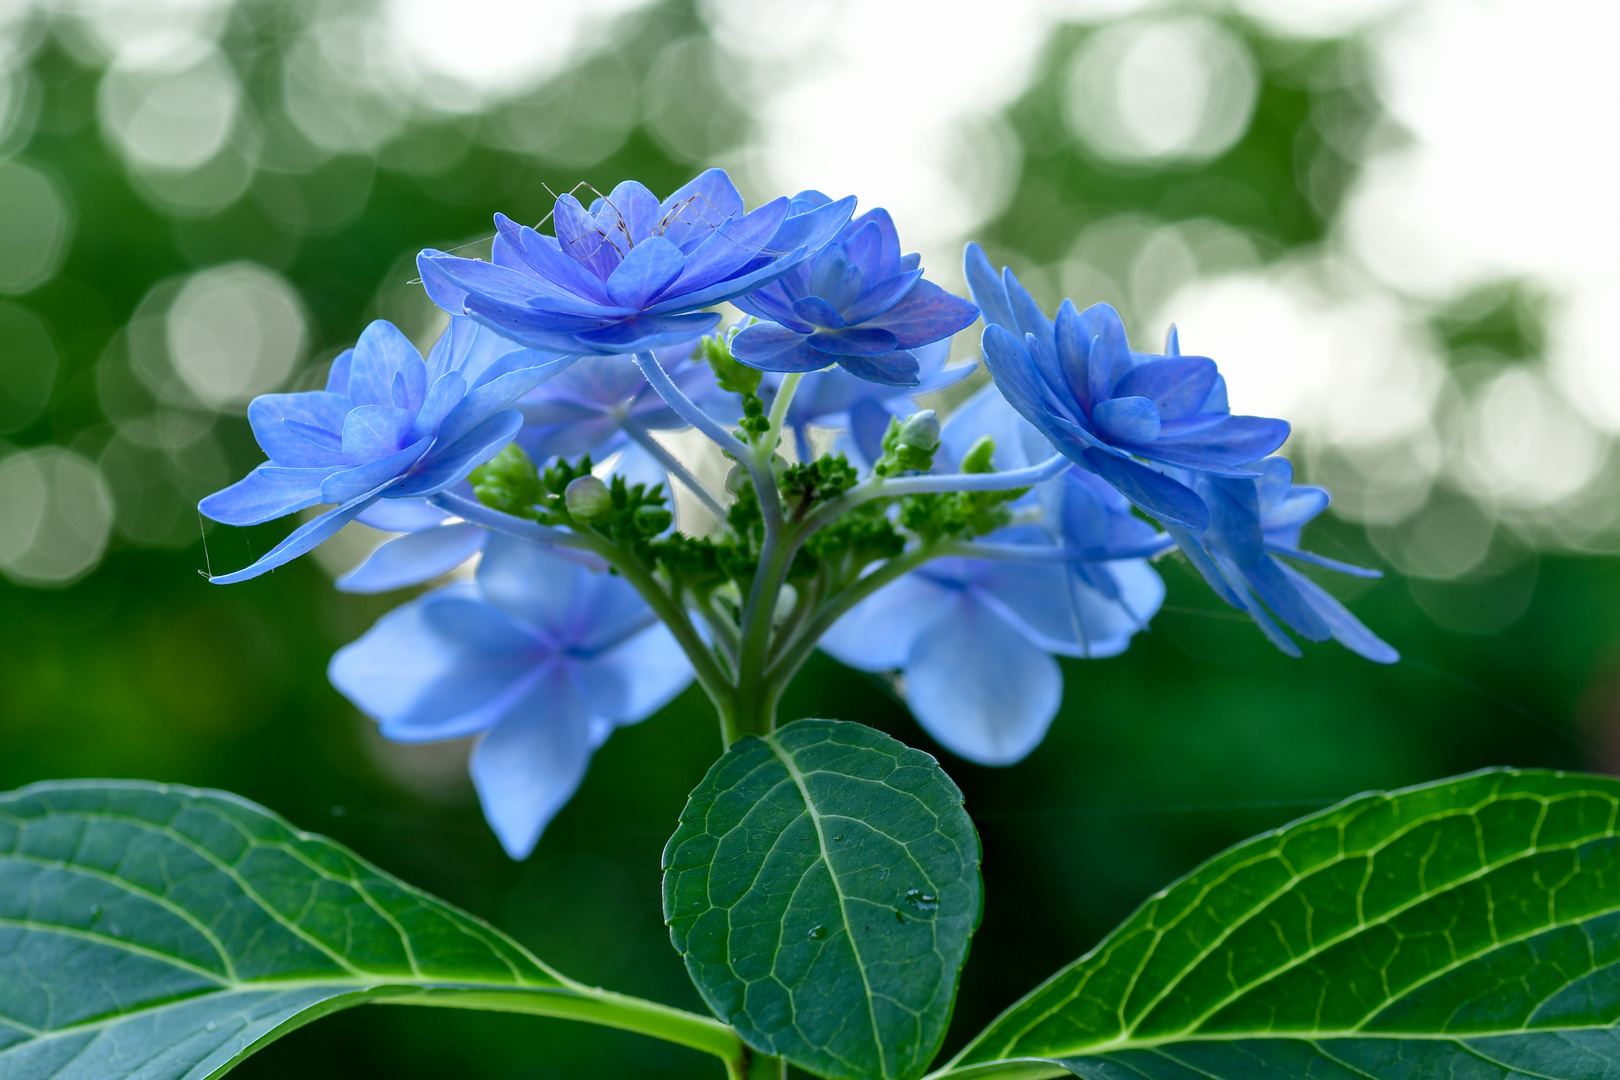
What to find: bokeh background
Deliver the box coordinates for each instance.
[2,0,1618,1075]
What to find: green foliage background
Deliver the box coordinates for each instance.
[2,2,1617,1077]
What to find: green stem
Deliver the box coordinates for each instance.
[764,371,804,457]
[765,543,941,691]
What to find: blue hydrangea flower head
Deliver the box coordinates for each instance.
[418,170,856,356]
[1170,457,1398,663]
[764,338,976,463]
[964,242,1290,532]
[329,533,693,858]
[198,317,569,584]
[730,196,979,386]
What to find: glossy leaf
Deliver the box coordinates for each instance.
[663,719,982,1080]
[938,768,1620,1080]
[0,780,739,1079]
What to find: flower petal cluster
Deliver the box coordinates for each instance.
[419,170,855,356]
[730,199,979,386]
[765,339,975,463]
[329,533,693,858]
[821,384,1165,766]
[965,243,1290,531]
[1170,457,1398,663]
[199,317,569,584]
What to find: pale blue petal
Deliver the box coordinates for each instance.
[578,624,693,724]
[904,594,1062,766]
[819,573,956,672]
[208,495,376,584]
[1280,563,1400,663]
[476,533,590,635]
[394,411,522,497]
[328,584,476,725]
[471,666,596,858]
[605,235,685,308]
[336,521,487,593]
[199,466,329,526]
[356,497,448,532]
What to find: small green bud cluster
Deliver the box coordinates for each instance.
[781,453,859,515]
[872,410,940,477]
[472,445,674,552]
[897,435,1027,543]
[701,331,769,437]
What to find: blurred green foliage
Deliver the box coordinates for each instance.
[2,3,1617,1078]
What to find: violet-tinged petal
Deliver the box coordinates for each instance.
[658,197,793,301]
[553,196,623,281]
[1112,356,1220,421]
[336,521,487,594]
[792,294,848,329]
[861,279,978,349]
[731,322,830,372]
[471,666,596,858]
[834,351,921,387]
[839,269,923,326]
[841,209,902,283]
[499,214,618,303]
[570,311,721,354]
[905,594,1062,767]
[199,465,330,526]
[806,327,899,357]
[604,180,663,244]
[658,167,746,251]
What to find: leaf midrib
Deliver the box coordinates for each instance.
[766,732,892,1080]
[969,784,1620,1063]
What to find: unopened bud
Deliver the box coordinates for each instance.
[564,474,611,518]
[898,410,940,452]
[960,436,997,474]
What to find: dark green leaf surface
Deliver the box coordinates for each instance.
[940,769,1620,1080]
[0,781,736,1080]
[663,720,982,1080]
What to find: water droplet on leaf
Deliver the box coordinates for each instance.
[206,1021,218,1031]
[831,834,843,842]
[904,888,938,912]
[807,925,826,939]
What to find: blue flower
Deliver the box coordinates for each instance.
[763,339,976,463]
[418,170,855,356]
[335,498,489,594]
[516,342,720,488]
[820,385,1165,767]
[1169,457,1398,663]
[329,533,693,858]
[964,243,1290,531]
[730,199,979,386]
[199,317,570,584]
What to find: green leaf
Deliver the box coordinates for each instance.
[0,780,740,1079]
[938,768,1620,1080]
[663,719,983,1080]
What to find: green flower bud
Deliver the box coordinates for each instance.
[960,436,997,474]
[564,474,611,518]
[898,410,940,452]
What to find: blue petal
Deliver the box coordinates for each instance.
[341,404,416,459]
[328,583,481,725]
[904,593,1062,766]
[578,623,692,723]
[840,269,923,326]
[199,465,329,526]
[1212,550,1303,657]
[807,327,900,357]
[835,351,921,387]
[417,252,469,317]
[436,354,577,448]
[208,494,377,584]
[570,312,720,354]
[336,521,487,594]
[411,371,468,442]
[848,397,893,466]
[247,392,350,468]
[792,294,847,329]
[470,666,597,858]
[1080,447,1209,530]
[496,213,617,303]
[730,323,828,372]
[605,235,685,309]
[963,242,1016,333]
[1001,267,1053,343]
[1093,396,1162,443]
[820,573,955,672]
[476,532,593,636]
[659,168,746,252]
[321,437,432,504]
[357,497,448,531]
[347,321,427,409]
[1280,563,1399,663]
[394,410,522,497]
[1112,356,1220,422]
[326,348,354,395]
[1148,415,1291,471]
[840,210,902,283]
[655,197,793,306]
[861,279,978,349]
[604,179,663,244]
[1166,526,1246,610]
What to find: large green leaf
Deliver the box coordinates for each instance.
[663,719,982,1080]
[937,768,1620,1080]
[0,780,738,1080]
